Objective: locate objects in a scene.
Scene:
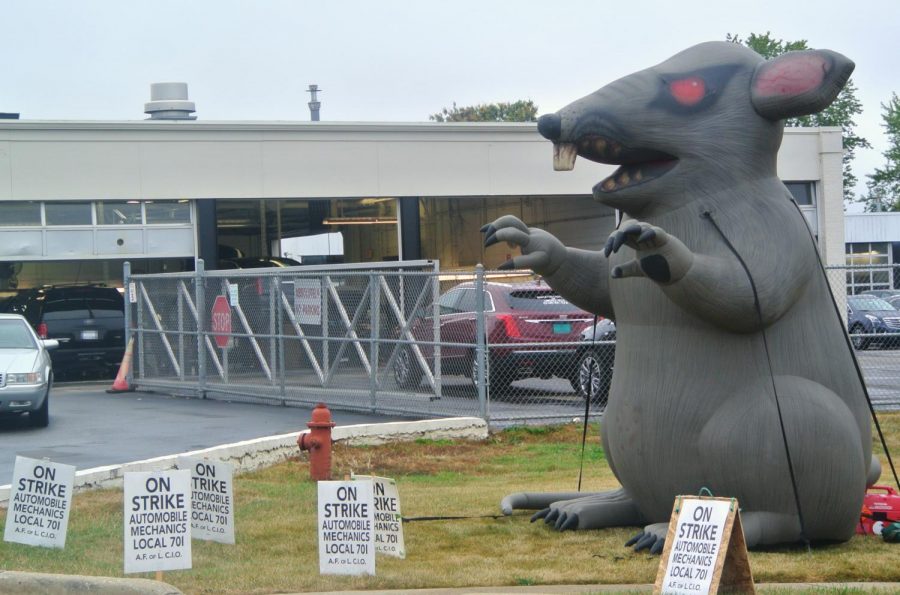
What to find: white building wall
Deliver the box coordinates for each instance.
[0,121,844,264]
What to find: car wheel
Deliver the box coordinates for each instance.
[849,324,868,350]
[470,352,512,396]
[575,349,611,407]
[394,347,423,389]
[29,384,50,428]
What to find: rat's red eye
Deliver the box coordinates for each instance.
[669,77,706,106]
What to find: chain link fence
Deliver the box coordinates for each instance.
[125,261,899,428]
[826,264,900,411]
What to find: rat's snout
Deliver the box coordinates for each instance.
[537,113,561,141]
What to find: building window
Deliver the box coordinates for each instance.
[785,181,815,206]
[146,200,191,224]
[845,242,892,294]
[97,201,143,225]
[45,202,93,225]
[0,201,41,226]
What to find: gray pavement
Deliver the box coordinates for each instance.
[0,381,419,482]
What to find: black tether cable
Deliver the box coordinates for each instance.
[787,198,900,492]
[577,313,601,492]
[402,514,506,522]
[701,210,810,549]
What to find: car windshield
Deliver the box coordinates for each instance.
[849,297,895,311]
[0,319,37,349]
[506,290,584,313]
[43,289,124,320]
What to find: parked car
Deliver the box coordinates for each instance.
[0,314,57,427]
[574,318,616,406]
[218,256,302,269]
[393,281,594,393]
[0,284,125,379]
[860,290,900,310]
[847,295,900,350]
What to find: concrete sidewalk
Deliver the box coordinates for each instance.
[2,573,899,594]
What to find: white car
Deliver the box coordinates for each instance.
[0,314,57,427]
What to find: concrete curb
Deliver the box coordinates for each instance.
[0,416,488,505]
[0,570,182,594]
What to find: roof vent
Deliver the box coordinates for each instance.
[144,82,196,120]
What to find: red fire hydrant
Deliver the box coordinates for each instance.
[297,403,336,481]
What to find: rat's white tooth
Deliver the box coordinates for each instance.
[553,143,577,171]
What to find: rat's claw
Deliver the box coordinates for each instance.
[484,233,499,247]
[544,508,560,524]
[604,235,615,257]
[559,512,579,531]
[633,532,658,552]
[650,537,665,555]
[624,531,644,547]
[530,508,550,522]
[554,511,568,530]
[498,260,516,270]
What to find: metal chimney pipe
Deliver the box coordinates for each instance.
[145,82,197,120]
[307,84,321,122]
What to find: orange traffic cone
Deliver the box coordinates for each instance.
[107,337,135,393]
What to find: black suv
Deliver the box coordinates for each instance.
[0,285,125,379]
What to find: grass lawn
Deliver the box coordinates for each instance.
[1,413,899,594]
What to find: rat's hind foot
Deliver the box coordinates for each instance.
[625,522,668,554]
[527,488,647,531]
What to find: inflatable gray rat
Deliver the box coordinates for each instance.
[483,41,879,551]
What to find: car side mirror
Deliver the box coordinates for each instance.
[42,339,60,350]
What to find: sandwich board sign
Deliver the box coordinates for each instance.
[654,496,754,595]
[318,480,375,575]
[3,456,75,549]
[179,457,235,544]
[124,470,192,574]
[352,474,406,559]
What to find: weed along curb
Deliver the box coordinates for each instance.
[0,417,488,506]
[0,570,183,594]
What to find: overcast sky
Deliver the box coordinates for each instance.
[3,0,898,203]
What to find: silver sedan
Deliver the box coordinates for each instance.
[0,314,57,427]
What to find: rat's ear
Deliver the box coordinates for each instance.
[751,49,854,121]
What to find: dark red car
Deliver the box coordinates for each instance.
[393,281,594,392]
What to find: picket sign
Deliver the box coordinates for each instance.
[654,496,754,595]
[352,474,406,559]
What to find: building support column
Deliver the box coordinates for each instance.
[195,199,219,269]
[399,197,421,261]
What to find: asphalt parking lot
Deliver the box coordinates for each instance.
[0,381,418,483]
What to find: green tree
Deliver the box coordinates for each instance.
[728,32,871,203]
[429,100,538,122]
[864,93,900,211]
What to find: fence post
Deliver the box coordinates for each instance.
[432,262,442,400]
[123,261,133,387]
[277,274,286,404]
[370,271,381,410]
[196,259,207,399]
[475,264,488,421]
[177,280,185,381]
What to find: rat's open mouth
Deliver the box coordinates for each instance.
[552,136,677,192]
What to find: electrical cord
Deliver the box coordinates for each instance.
[701,210,810,549]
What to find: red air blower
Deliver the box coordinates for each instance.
[857,485,900,535]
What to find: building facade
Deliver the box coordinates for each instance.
[0,120,845,295]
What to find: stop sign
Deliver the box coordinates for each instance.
[211,296,232,348]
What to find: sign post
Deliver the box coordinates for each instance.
[654,496,754,595]
[3,456,75,549]
[210,295,232,349]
